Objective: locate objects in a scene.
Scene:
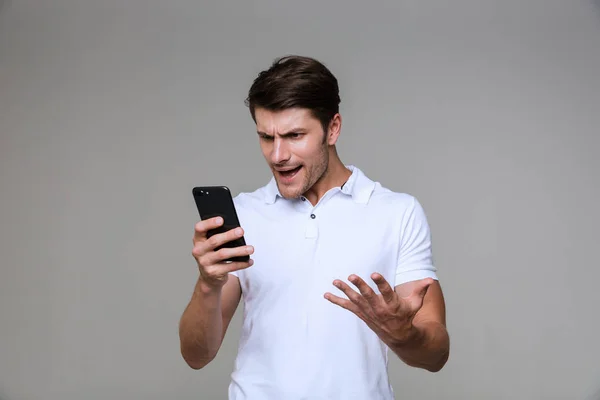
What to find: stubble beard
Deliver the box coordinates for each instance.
[278,144,329,199]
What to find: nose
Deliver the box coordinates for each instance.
[271,137,291,165]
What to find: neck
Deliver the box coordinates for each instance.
[303,150,352,205]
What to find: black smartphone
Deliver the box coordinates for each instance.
[192,186,249,263]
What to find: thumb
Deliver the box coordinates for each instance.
[408,278,433,311]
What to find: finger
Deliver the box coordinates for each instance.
[332,279,371,313]
[194,217,224,242]
[205,226,245,251]
[371,273,396,304]
[221,258,254,274]
[348,274,379,309]
[206,244,254,265]
[323,292,365,319]
[200,259,254,283]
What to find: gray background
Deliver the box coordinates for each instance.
[1,0,599,399]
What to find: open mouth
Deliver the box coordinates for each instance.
[277,166,302,181]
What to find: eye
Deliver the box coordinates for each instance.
[260,134,273,141]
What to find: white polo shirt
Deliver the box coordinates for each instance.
[228,165,438,400]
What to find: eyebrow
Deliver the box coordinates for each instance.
[257,128,308,137]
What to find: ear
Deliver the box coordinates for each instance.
[327,113,342,146]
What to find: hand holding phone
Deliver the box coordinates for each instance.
[191,186,254,288]
[192,217,254,288]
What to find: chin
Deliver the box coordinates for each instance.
[277,186,302,199]
[274,180,304,199]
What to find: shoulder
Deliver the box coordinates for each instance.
[365,181,432,237]
[233,188,264,208]
[231,182,270,215]
[369,182,425,218]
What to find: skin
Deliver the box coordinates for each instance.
[179,107,449,373]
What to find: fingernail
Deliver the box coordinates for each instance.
[216,217,223,224]
[235,228,243,236]
[246,245,254,253]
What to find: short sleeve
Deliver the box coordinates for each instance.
[395,196,438,286]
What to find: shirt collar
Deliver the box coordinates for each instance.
[264,165,376,205]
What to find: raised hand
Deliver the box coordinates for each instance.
[192,217,254,289]
[324,273,434,345]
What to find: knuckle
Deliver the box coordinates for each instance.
[203,264,218,276]
[194,221,205,233]
[207,235,220,248]
[197,255,209,269]
[191,243,204,258]
[215,248,229,259]
[196,249,214,266]
[349,293,362,303]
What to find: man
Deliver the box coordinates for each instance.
[179,55,450,399]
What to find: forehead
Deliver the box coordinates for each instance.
[255,107,320,134]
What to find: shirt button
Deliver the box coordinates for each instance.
[301,197,306,201]
[310,214,316,219]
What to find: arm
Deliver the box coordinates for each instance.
[179,275,242,369]
[179,216,254,369]
[388,195,449,371]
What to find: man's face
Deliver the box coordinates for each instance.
[255,107,333,199]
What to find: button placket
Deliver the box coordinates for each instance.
[305,216,318,238]
[305,204,318,238]
[303,188,341,238]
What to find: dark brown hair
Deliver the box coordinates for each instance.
[245,55,341,133]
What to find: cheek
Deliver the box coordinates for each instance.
[291,138,323,159]
[259,142,271,158]
[290,140,310,153]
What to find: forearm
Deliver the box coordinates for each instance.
[388,320,450,372]
[179,278,224,369]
